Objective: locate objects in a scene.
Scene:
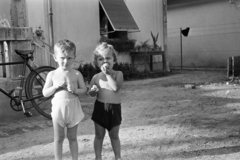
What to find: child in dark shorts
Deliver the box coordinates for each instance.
[88,42,124,160]
[92,100,122,131]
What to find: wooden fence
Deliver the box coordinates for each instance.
[227,56,240,78]
[31,37,56,68]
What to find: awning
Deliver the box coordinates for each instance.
[100,0,140,32]
[168,0,203,5]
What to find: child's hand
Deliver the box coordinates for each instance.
[67,83,76,94]
[88,85,99,97]
[102,63,110,75]
[53,81,65,89]
[91,85,99,92]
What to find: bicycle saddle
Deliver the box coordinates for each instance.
[15,49,34,56]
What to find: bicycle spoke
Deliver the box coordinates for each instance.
[25,66,55,119]
[37,96,53,106]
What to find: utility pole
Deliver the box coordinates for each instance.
[162,0,168,71]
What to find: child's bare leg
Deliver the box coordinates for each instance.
[109,126,121,160]
[94,122,106,160]
[53,121,65,160]
[67,124,79,160]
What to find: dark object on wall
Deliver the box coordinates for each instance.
[181,27,190,37]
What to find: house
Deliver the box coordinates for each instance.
[167,0,240,69]
[0,0,166,119]
[1,0,167,69]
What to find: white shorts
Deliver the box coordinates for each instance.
[51,97,84,128]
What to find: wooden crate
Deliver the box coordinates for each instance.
[227,56,240,77]
[130,51,166,71]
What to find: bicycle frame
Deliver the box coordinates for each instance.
[0,59,37,105]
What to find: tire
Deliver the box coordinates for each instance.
[25,66,55,119]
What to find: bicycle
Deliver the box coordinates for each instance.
[0,49,55,119]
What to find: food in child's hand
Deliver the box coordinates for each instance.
[89,85,99,97]
[103,63,109,69]
[91,85,99,92]
[104,63,109,66]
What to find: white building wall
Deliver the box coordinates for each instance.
[52,0,99,65]
[168,0,240,68]
[127,0,164,49]
[25,0,99,67]
[25,0,45,29]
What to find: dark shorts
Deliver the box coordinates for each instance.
[91,100,122,131]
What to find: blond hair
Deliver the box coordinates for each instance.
[93,42,117,67]
[54,39,76,56]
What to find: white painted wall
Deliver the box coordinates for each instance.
[126,0,164,49]
[25,0,45,29]
[52,0,100,66]
[25,0,99,67]
[168,0,240,68]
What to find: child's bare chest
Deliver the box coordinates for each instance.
[97,72,117,89]
[98,79,110,89]
[53,72,77,86]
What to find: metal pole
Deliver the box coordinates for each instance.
[162,0,168,71]
[180,28,183,69]
[48,0,55,67]
[48,0,54,48]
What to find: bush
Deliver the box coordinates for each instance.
[77,63,100,82]
[77,62,166,82]
[113,63,140,80]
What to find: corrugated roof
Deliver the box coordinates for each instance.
[100,0,140,32]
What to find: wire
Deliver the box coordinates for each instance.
[168,26,240,35]
[168,22,240,31]
[190,26,240,32]
[168,31,240,38]
[169,50,240,53]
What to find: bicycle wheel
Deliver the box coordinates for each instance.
[25,66,55,119]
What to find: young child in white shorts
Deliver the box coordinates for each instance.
[42,39,87,160]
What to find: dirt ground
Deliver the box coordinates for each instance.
[2,70,240,160]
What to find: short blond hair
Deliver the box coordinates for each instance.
[54,39,76,56]
[93,42,118,67]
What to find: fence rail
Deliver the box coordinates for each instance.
[31,37,56,68]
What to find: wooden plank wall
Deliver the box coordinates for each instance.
[0,42,3,77]
[228,56,240,78]
[233,56,240,77]
[227,57,232,78]
[31,42,51,67]
[31,37,57,68]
